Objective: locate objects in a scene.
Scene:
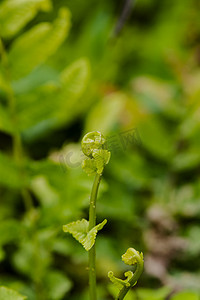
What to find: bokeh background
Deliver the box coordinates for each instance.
[0,0,200,299]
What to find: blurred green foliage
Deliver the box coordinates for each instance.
[0,0,200,299]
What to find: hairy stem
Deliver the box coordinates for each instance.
[117,251,144,300]
[88,173,102,300]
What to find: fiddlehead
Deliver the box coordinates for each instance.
[81,131,106,157]
[63,131,111,300]
[81,131,111,175]
[108,248,144,300]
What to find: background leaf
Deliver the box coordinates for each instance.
[8,8,71,79]
[15,58,89,140]
[0,286,26,300]
[171,291,199,300]
[0,0,52,38]
[0,152,29,188]
[0,104,14,134]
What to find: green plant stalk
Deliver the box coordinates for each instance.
[117,252,144,300]
[88,173,102,300]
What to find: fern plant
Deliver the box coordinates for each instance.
[63,131,143,300]
[0,1,143,298]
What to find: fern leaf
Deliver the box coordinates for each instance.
[122,247,143,266]
[85,219,107,250]
[0,0,52,38]
[55,58,90,122]
[108,271,134,291]
[92,149,111,174]
[16,59,89,139]
[82,158,97,176]
[60,58,90,99]
[0,286,26,300]
[8,8,71,79]
[63,219,107,251]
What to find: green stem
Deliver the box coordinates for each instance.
[117,251,144,300]
[88,173,102,300]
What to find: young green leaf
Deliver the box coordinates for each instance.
[92,149,111,174]
[81,131,106,157]
[0,0,52,38]
[0,286,26,300]
[109,248,144,299]
[122,248,143,266]
[9,8,71,79]
[81,132,111,175]
[63,219,107,251]
[108,271,134,290]
[82,158,97,176]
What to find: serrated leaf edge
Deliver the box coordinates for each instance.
[63,218,107,251]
